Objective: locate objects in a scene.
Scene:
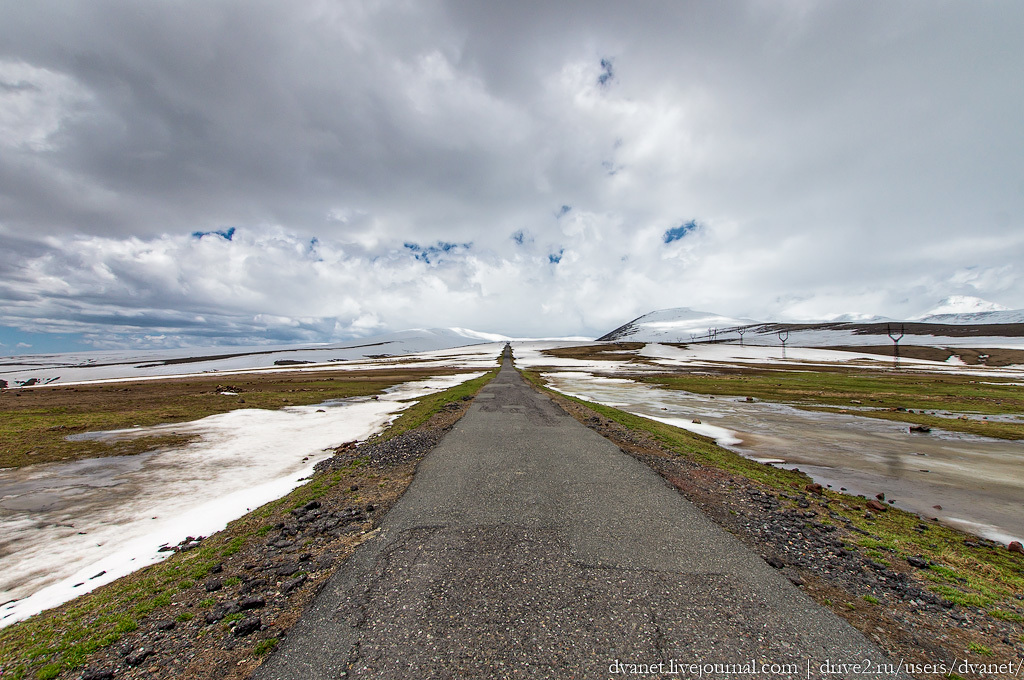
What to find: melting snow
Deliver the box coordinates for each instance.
[0,372,483,627]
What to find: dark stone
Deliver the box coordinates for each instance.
[205,608,226,624]
[210,563,223,574]
[283,574,308,594]
[1009,541,1024,555]
[303,500,321,511]
[240,579,266,595]
[81,667,115,680]
[238,596,266,611]
[154,619,175,631]
[232,616,261,637]
[274,563,299,577]
[765,556,785,569]
[204,578,223,592]
[865,499,887,512]
[906,556,930,569]
[124,646,153,666]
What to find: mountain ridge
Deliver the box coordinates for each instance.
[598,303,1024,347]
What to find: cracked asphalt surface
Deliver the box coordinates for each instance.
[253,353,908,679]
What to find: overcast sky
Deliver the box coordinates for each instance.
[1,1,1023,352]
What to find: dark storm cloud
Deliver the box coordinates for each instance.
[1,0,1023,348]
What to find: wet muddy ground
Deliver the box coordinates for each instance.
[544,372,1024,543]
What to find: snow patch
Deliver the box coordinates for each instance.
[0,372,483,627]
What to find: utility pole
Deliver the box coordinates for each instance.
[777,329,789,359]
[736,328,746,346]
[887,324,905,371]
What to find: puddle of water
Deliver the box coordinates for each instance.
[545,371,1024,544]
[0,373,482,627]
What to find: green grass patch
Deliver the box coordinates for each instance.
[220,536,246,558]
[863,594,879,604]
[988,609,1024,622]
[186,559,219,581]
[635,368,1024,440]
[967,641,993,656]
[254,638,278,656]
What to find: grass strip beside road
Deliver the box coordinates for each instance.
[368,370,498,444]
[0,368,474,469]
[0,369,497,680]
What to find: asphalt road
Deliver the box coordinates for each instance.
[254,353,907,679]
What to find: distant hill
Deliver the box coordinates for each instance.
[598,308,758,342]
[598,303,1024,351]
[914,295,1024,324]
[0,327,509,387]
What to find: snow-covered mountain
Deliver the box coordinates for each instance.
[916,296,1024,325]
[0,327,509,387]
[598,308,759,342]
[598,302,1024,348]
[921,295,1009,316]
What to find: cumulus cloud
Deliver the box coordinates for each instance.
[0,1,1022,349]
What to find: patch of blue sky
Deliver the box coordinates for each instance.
[598,58,614,87]
[403,241,472,264]
[663,220,699,244]
[0,326,91,356]
[191,226,236,241]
